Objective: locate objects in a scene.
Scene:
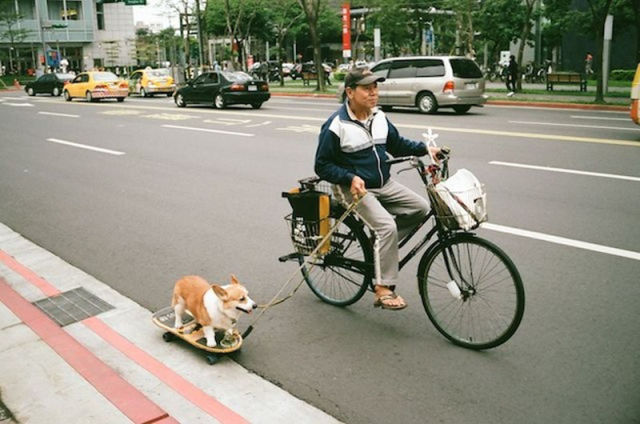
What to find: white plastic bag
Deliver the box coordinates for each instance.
[434,169,487,231]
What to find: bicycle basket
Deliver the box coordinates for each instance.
[427,168,487,231]
[282,186,332,255]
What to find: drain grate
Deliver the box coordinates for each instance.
[33,287,114,326]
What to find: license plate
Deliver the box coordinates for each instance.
[465,83,477,89]
[248,85,257,91]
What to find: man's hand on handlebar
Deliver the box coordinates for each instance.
[350,175,367,198]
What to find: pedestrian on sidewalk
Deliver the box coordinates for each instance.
[506,55,518,97]
[585,52,593,76]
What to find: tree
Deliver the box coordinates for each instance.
[297,0,325,91]
[0,8,32,73]
[267,0,305,85]
[475,0,524,67]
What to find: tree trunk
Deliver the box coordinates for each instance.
[594,27,605,103]
[516,1,535,91]
[308,21,325,91]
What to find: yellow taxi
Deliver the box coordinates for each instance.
[63,71,128,102]
[631,63,640,125]
[128,67,176,97]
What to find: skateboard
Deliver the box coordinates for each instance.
[152,306,243,365]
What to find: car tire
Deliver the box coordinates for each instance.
[52,87,60,96]
[141,87,147,97]
[251,102,263,109]
[117,97,125,102]
[64,90,71,101]
[453,105,472,114]
[86,91,94,102]
[175,93,186,107]
[166,92,173,97]
[27,87,35,96]
[214,94,226,109]
[417,92,438,114]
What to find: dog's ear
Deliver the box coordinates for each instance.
[211,284,229,300]
[230,274,240,285]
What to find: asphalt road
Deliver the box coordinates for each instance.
[1,92,639,423]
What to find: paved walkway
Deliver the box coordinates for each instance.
[0,222,341,423]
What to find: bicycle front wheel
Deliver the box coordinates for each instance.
[298,214,373,306]
[418,234,524,350]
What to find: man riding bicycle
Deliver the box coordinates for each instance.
[314,69,439,310]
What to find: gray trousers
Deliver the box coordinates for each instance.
[334,179,430,286]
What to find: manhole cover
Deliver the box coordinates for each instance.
[34,287,114,326]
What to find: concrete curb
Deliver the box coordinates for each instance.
[0,222,342,424]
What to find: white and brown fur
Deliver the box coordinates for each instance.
[172,274,256,347]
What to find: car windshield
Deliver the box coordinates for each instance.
[222,71,252,82]
[93,72,119,82]
[148,69,170,78]
[450,59,483,79]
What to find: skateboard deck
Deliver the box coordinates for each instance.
[152,306,243,357]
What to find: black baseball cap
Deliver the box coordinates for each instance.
[344,69,385,89]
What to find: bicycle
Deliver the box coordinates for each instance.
[280,148,524,350]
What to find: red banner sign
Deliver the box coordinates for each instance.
[342,3,351,58]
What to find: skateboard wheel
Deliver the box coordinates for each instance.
[206,354,219,365]
[163,332,176,342]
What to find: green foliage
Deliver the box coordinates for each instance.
[333,71,346,81]
[610,69,636,81]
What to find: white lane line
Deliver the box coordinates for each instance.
[3,102,33,107]
[489,161,640,182]
[508,120,640,132]
[46,138,125,156]
[38,111,79,118]
[162,124,254,137]
[571,115,629,121]
[482,223,640,261]
[245,120,272,128]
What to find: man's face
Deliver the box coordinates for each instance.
[346,83,378,110]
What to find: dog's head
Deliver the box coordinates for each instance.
[211,274,257,316]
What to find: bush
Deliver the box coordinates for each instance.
[333,71,346,81]
[610,69,635,81]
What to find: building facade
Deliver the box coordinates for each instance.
[0,0,136,73]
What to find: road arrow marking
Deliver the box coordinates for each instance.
[38,111,79,118]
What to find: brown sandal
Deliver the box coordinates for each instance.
[374,292,407,310]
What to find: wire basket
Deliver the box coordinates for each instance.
[428,184,488,231]
[284,214,333,256]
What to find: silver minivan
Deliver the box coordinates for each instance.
[340,56,488,114]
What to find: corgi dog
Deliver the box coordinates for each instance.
[172,274,257,348]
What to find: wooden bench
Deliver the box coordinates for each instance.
[302,71,318,86]
[546,72,587,92]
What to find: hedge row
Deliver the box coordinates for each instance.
[610,69,636,81]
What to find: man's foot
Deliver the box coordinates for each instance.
[507,91,515,97]
[373,285,407,310]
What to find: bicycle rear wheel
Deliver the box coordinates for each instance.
[298,214,373,306]
[418,234,524,350]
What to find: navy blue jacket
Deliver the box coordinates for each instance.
[314,103,427,188]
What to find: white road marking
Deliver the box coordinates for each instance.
[508,120,640,132]
[482,223,640,261]
[3,102,33,107]
[38,111,79,118]
[570,115,629,121]
[489,161,640,182]
[276,124,320,134]
[245,121,272,128]
[162,124,254,137]
[46,138,125,156]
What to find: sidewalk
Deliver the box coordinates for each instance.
[0,222,341,424]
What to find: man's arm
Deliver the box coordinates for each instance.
[314,120,355,186]
[385,119,428,157]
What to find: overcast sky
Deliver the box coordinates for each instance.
[132,0,179,29]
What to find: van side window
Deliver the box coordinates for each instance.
[415,59,445,77]
[371,62,391,78]
[388,61,417,79]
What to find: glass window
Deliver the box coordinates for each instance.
[415,59,445,77]
[205,73,219,83]
[371,62,391,78]
[450,58,483,78]
[192,74,207,84]
[96,2,105,30]
[222,71,252,82]
[17,0,35,19]
[388,61,417,79]
[93,72,118,81]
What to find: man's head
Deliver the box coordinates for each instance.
[344,69,385,112]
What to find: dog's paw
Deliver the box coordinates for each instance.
[205,339,218,348]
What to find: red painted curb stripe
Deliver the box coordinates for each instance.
[83,316,249,424]
[0,278,176,424]
[0,249,60,297]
